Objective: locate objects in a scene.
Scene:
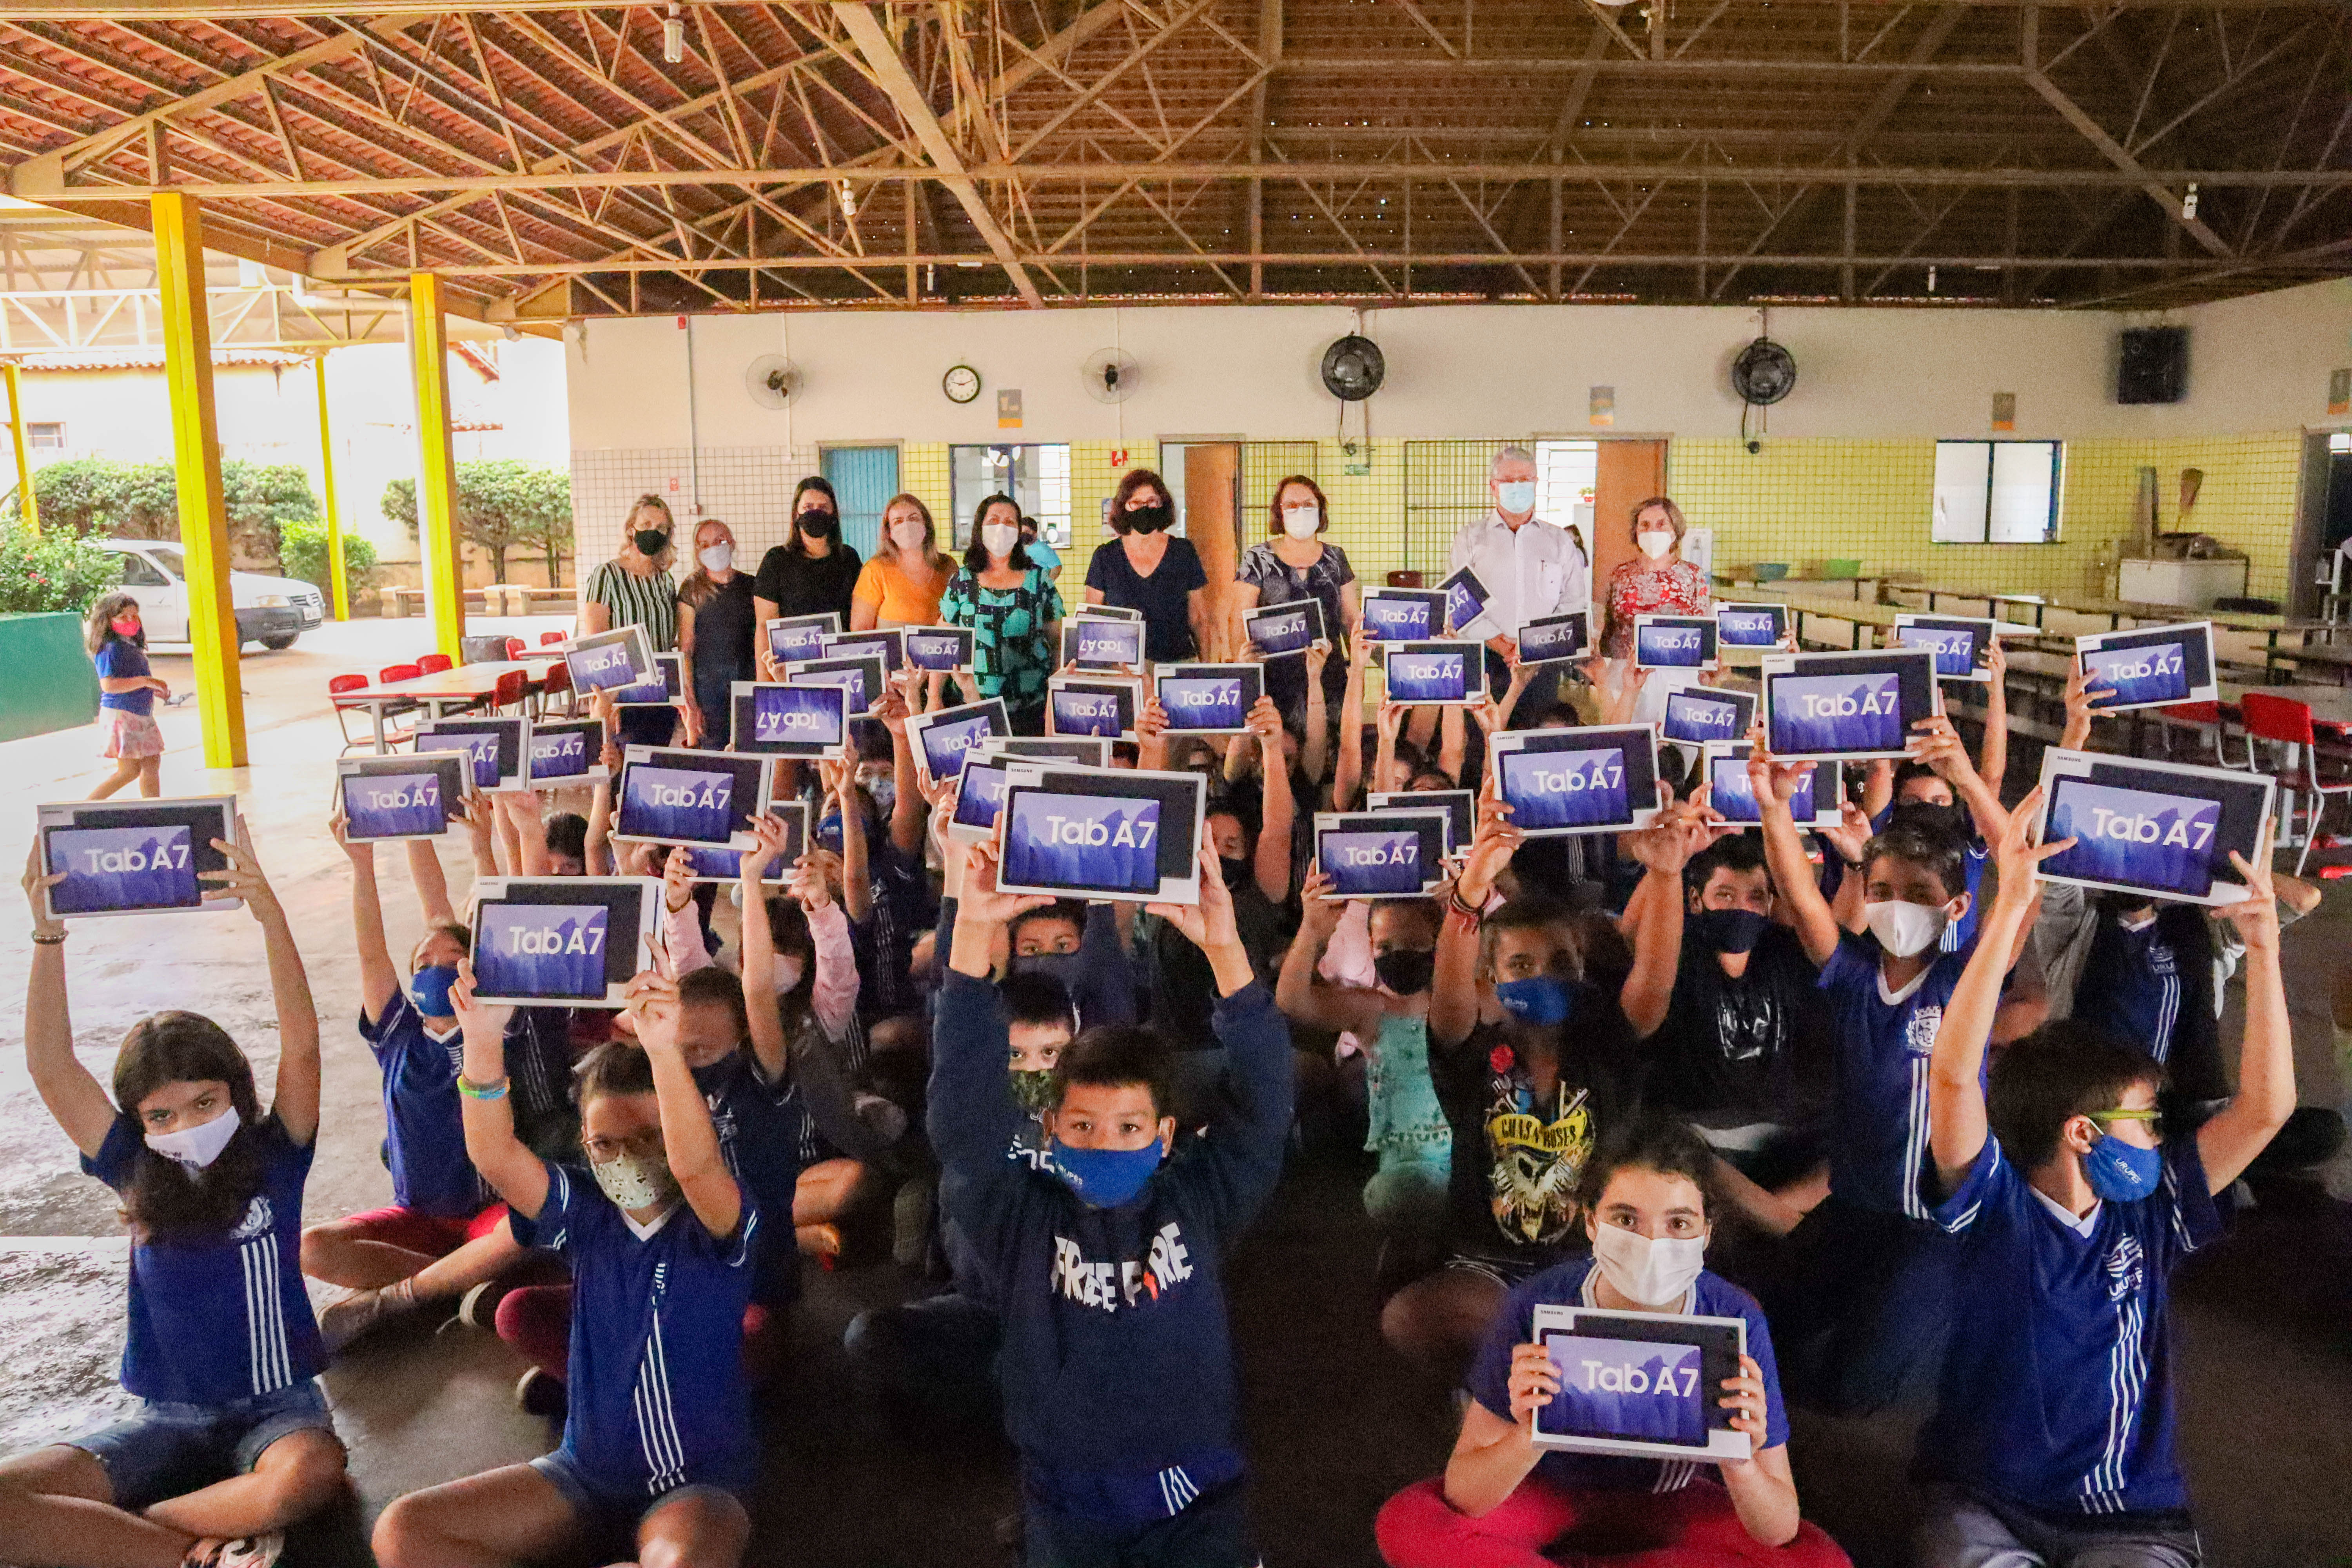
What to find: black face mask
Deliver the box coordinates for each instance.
[797,509,838,539]
[1123,502,1171,534]
[633,528,669,557]
[1687,907,1771,956]
[1219,855,1251,891]
[1372,947,1436,996]
[1011,950,1082,986]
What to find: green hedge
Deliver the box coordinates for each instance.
[0,527,124,615]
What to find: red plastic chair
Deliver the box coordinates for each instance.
[541,631,568,647]
[416,653,455,674]
[330,674,374,753]
[379,663,422,684]
[490,668,529,715]
[538,658,574,718]
[506,637,528,660]
[2238,692,2352,874]
[2153,701,2250,769]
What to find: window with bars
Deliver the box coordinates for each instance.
[1932,440,2063,544]
[1405,439,1522,573]
[950,443,1073,547]
[27,422,64,450]
[1535,440,1599,533]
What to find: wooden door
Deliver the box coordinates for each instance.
[1184,442,1242,657]
[1592,439,1670,623]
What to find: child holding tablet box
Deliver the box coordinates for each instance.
[1376,1120,1848,1568]
[1914,799,2294,1568]
[933,841,1293,1567]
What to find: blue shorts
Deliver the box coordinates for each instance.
[530,1449,746,1549]
[65,1381,337,1511]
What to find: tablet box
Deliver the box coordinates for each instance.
[1489,726,1664,836]
[1760,650,1940,761]
[1892,614,1996,682]
[1245,598,1323,659]
[731,682,850,759]
[1047,677,1140,739]
[1157,664,1262,735]
[1362,588,1447,644]
[2075,621,2218,713]
[1700,742,1843,828]
[614,746,771,848]
[1386,640,1481,705]
[996,764,1207,905]
[1368,788,1475,855]
[1062,616,1147,671]
[1660,686,1755,748]
[1517,612,1591,666]
[1439,566,1490,635]
[523,719,607,789]
[1634,615,1718,671]
[2034,748,2276,907]
[469,876,657,1008]
[1314,811,1448,898]
[909,698,1011,784]
[339,753,466,842]
[949,756,1011,843]
[563,625,655,695]
[1714,603,1788,655]
[981,736,1114,767]
[905,626,975,673]
[785,655,886,716]
[1528,1304,1751,1463]
[416,716,525,792]
[825,628,904,674]
[611,651,685,706]
[673,801,806,884]
[764,613,838,666]
[37,797,241,919]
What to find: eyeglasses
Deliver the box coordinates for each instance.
[2088,1107,2165,1137]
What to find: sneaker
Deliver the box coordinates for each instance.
[183,1535,284,1568]
[892,1177,933,1270]
[515,1366,568,1421]
[456,1278,513,1331]
[318,1285,414,1354]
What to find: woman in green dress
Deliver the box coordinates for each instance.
[938,493,1064,734]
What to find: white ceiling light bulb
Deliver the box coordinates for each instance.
[837,179,857,220]
[2181,182,2199,221]
[662,4,684,64]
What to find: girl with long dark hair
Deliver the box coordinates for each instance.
[85,589,170,800]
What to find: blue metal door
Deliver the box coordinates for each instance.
[821,446,899,561]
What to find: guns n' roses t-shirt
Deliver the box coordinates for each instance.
[1429,1004,1635,1267]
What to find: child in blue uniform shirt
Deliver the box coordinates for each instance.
[934,840,1294,1567]
[374,964,759,1568]
[300,817,523,1351]
[1918,794,2296,1568]
[1749,730,2029,1415]
[1376,1119,1849,1568]
[2,830,346,1568]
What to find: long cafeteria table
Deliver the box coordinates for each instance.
[338,658,562,753]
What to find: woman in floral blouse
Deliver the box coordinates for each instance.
[938,492,1064,733]
[1598,496,1711,660]
[1234,474,1360,731]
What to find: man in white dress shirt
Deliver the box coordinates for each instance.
[1446,445,1591,718]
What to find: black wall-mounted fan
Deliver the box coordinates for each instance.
[1321,335,1386,401]
[1731,338,1796,406]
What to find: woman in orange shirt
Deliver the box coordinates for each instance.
[851,492,954,630]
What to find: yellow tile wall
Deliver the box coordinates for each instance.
[900,432,2308,603]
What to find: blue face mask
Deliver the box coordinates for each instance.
[1048,1138,1163,1207]
[1495,975,1573,1027]
[409,964,461,1020]
[2083,1129,2163,1203]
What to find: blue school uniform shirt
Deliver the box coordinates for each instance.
[83,1113,323,1406]
[509,1163,760,1499]
[360,991,487,1218]
[1818,931,1974,1218]
[1466,1257,1789,1495]
[1921,1134,2220,1517]
[691,1051,803,1308]
[95,638,154,715]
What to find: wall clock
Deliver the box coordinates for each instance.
[942,365,981,404]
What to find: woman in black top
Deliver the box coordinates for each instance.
[1084,468,1209,663]
[679,517,758,750]
[753,475,863,629]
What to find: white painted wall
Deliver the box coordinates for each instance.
[568,278,2352,451]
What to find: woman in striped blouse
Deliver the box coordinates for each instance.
[582,494,682,744]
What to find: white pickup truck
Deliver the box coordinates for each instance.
[95,538,326,651]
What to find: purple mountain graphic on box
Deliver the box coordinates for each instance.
[1773,672,1902,752]
[1004,794,1160,893]
[2047,783,2219,896]
[49,826,198,913]
[479,905,609,998]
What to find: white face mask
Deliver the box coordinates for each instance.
[772,954,806,995]
[1281,505,1321,539]
[697,543,733,573]
[590,1149,676,1211]
[1864,899,1951,958]
[1495,480,1537,516]
[982,522,1020,559]
[890,519,929,553]
[1638,532,1676,560]
[1591,1220,1707,1307]
[145,1107,241,1171]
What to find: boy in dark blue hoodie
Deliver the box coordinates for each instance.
[934,839,1293,1567]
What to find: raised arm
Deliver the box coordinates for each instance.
[1300,641,1333,788]
[1433,780,1520,1048]
[1909,714,2008,846]
[736,814,792,1083]
[1274,869,1385,1036]
[1374,699,1406,794]
[1332,636,1371,809]
[204,826,320,1147]
[331,814,402,1026]
[1620,811,1700,1039]
[406,833,458,927]
[881,676,925,855]
[1976,635,2009,790]
[821,759,873,924]
[936,842,1053,1194]
[21,848,114,1157]
[2199,825,2297,1190]
[1249,696,1295,903]
[451,964,544,1216]
[798,855,861,1040]
[1750,732,1842,967]
[630,971,744,1238]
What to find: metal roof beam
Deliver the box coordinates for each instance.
[2024,69,2230,254]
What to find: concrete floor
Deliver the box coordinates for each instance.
[3,617,2351,1566]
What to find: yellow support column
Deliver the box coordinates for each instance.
[153,192,246,769]
[5,360,37,535]
[408,274,465,662]
[313,353,348,620]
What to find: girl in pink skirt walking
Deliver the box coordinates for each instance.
[86,591,169,799]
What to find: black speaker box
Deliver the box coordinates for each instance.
[2117,326,2188,404]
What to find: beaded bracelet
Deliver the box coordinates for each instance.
[31,931,66,945]
[456,1075,510,1101]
